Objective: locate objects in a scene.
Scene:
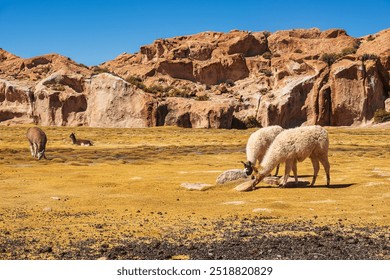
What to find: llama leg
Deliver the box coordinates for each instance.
[38,149,46,160]
[274,164,280,176]
[29,143,34,157]
[33,143,38,158]
[279,160,293,187]
[310,156,320,186]
[250,174,262,190]
[292,159,298,183]
[319,154,330,187]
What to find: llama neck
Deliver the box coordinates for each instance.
[259,153,283,177]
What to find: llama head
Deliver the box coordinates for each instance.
[241,161,254,176]
[37,150,45,160]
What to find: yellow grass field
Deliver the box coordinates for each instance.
[0,125,389,259]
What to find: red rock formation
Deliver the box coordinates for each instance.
[157,97,234,128]
[0,27,389,128]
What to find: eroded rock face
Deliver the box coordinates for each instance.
[0,79,33,124]
[267,28,359,57]
[86,73,156,128]
[0,27,389,128]
[357,28,390,73]
[157,98,235,128]
[329,59,386,125]
[102,30,267,85]
[33,71,88,126]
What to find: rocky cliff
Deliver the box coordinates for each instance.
[1,27,389,128]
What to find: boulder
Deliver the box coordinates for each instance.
[180,182,212,191]
[234,180,255,192]
[216,169,248,184]
[86,73,156,128]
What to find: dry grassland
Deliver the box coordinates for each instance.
[0,125,389,259]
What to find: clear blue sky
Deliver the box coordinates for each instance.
[1,0,389,66]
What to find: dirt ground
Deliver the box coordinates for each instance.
[0,125,389,259]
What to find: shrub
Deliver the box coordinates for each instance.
[243,115,260,128]
[146,85,165,94]
[374,109,390,123]
[225,79,235,87]
[50,84,66,91]
[320,53,340,66]
[262,52,272,59]
[294,49,303,54]
[341,47,356,56]
[92,66,111,74]
[125,76,146,90]
[195,94,210,101]
[362,53,378,62]
[167,88,191,98]
[367,35,375,41]
[260,69,273,77]
[259,88,268,94]
[125,76,142,84]
[125,76,195,98]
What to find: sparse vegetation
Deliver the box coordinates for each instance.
[320,53,340,66]
[341,47,357,56]
[50,84,66,91]
[225,79,235,87]
[321,44,367,66]
[243,115,260,128]
[194,94,210,101]
[125,76,192,98]
[259,88,268,95]
[125,76,147,90]
[146,85,166,94]
[167,87,192,98]
[260,69,273,77]
[91,66,111,75]
[78,63,88,69]
[367,35,375,41]
[262,51,272,59]
[362,53,378,62]
[374,108,390,123]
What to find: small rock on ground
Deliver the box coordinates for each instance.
[181,183,212,191]
[216,169,247,184]
[234,180,255,192]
